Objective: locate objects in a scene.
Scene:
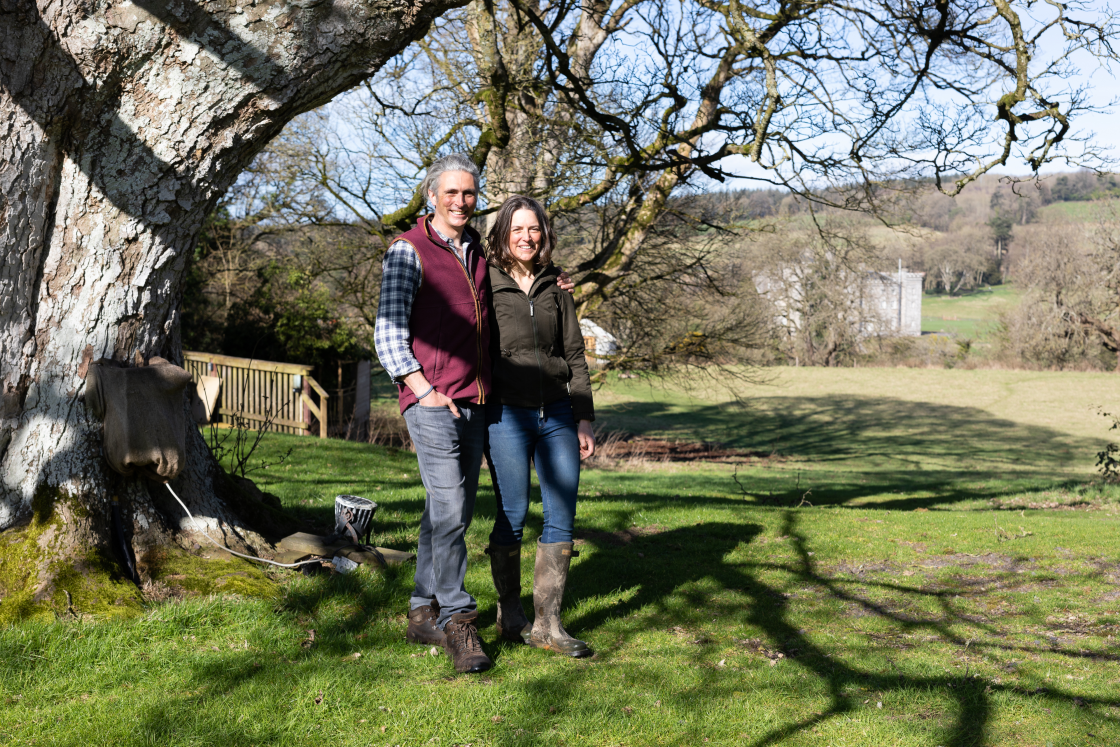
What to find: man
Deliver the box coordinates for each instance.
[374,154,573,673]
[374,154,493,673]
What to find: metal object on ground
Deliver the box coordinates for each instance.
[332,555,360,574]
[333,494,378,544]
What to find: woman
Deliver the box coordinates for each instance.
[483,195,596,658]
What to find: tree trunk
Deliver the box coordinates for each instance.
[0,0,463,620]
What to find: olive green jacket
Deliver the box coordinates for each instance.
[488,264,594,421]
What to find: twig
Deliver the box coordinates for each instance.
[732,464,749,497]
[993,515,1032,542]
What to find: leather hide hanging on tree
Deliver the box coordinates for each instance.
[84,357,194,482]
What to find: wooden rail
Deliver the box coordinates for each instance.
[184,351,329,437]
[302,376,331,439]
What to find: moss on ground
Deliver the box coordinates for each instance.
[143,545,280,599]
[0,486,70,624]
[1,486,145,624]
[2,487,278,624]
[46,547,140,622]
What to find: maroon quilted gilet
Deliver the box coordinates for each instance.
[396,216,492,413]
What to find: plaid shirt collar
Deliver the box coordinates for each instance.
[424,216,477,259]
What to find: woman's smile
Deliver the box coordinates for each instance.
[508,208,543,273]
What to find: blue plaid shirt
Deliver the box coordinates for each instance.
[374,224,477,380]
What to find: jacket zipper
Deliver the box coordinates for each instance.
[444,237,486,405]
[528,289,545,420]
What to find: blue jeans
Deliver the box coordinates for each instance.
[486,399,581,545]
[403,403,485,627]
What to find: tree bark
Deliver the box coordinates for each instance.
[0,0,463,616]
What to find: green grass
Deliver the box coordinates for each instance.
[1037,198,1120,223]
[4,368,1120,746]
[596,366,1116,475]
[921,284,1020,340]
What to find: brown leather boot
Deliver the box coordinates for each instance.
[406,602,445,645]
[442,611,493,673]
[530,541,593,658]
[486,543,531,644]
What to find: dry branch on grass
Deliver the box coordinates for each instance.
[585,428,766,469]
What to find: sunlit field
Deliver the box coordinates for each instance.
[3,368,1119,746]
[921,285,1020,341]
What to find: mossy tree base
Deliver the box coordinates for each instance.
[0,522,280,625]
[0,492,141,625]
[0,433,297,625]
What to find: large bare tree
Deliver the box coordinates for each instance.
[0,0,465,616]
[276,0,1118,317]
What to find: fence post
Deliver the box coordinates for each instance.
[303,378,311,433]
[336,359,344,426]
[354,360,371,440]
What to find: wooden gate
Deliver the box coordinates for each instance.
[183,351,330,437]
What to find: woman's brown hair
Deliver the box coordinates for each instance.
[485,195,557,273]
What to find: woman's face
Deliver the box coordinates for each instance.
[508,208,543,269]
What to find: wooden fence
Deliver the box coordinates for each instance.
[183,351,330,437]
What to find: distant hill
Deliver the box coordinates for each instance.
[688,170,1120,224]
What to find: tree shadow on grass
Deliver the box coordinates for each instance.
[549,513,1119,746]
[55,499,1113,746]
[66,462,1111,745]
[115,570,423,744]
[587,467,1098,512]
[598,394,1099,475]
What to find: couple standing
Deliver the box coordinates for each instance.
[373,154,596,673]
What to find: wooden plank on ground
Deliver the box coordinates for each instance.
[340,546,416,566]
[277,532,415,567]
[273,549,312,565]
[278,532,346,555]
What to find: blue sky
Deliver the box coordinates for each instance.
[718,84,1118,191]
[716,4,1120,190]
[313,0,1120,202]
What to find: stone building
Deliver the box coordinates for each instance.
[755,264,925,338]
[861,268,924,336]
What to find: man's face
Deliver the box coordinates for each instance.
[429,170,478,233]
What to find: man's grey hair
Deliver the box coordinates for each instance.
[421,154,481,202]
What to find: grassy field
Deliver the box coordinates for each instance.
[596,366,1117,478]
[3,368,1120,746]
[921,285,1020,340]
[1036,198,1120,223]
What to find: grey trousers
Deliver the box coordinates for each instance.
[403,402,485,627]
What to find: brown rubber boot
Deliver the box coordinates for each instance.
[486,543,531,644]
[442,611,493,673]
[529,541,593,658]
[406,602,445,645]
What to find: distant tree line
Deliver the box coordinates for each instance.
[1050,172,1120,203]
[181,167,1120,376]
